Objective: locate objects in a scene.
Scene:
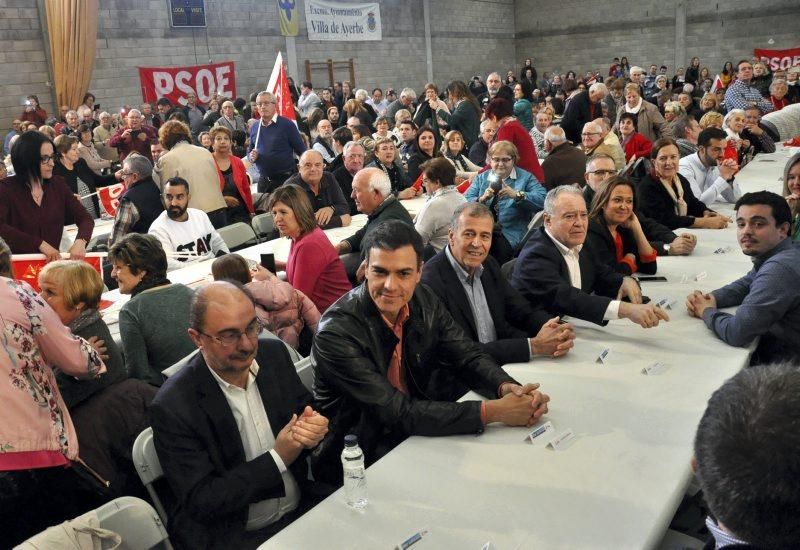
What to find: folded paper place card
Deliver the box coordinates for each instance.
[656,297,675,310]
[547,429,576,451]
[680,274,690,284]
[641,361,669,375]
[596,348,612,364]
[526,421,555,444]
[695,271,707,282]
[713,246,733,254]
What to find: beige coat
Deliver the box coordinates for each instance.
[615,100,672,143]
[154,141,226,213]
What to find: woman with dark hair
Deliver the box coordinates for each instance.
[413,82,444,135]
[211,253,320,351]
[442,129,481,183]
[20,94,47,126]
[415,157,466,252]
[485,97,544,182]
[513,83,534,131]
[617,112,653,161]
[0,131,93,259]
[407,125,443,182]
[720,61,735,88]
[587,176,657,275]
[269,185,351,313]
[638,138,730,230]
[619,57,631,78]
[109,233,195,386]
[686,57,701,85]
[53,134,119,219]
[75,123,112,175]
[209,125,254,225]
[435,80,481,149]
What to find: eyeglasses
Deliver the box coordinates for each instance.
[491,156,513,163]
[120,171,134,178]
[199,318,263,347]
[581,132,600,137]
[256,101,277,107]
[40,155,55,164]
[589,169,616,176]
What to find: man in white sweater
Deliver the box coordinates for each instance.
[149,177,229,271]
[679,127,741,205]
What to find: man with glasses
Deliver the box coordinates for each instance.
[108,154,164,247]
[583,154,696,256]
[332,141,365,215]
[741,105,776,155]
[724,59,775,114]
[579,121,623,169]
[109,109,157,162]
[248,91,306,193]
[150,281,330,549]
[541,125,586,189]
[512,185,671,327]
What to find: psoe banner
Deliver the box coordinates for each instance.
[305,0,381,41]
[754,47,800,72]
[138,61,237,106]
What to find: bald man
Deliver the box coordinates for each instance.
[579,122,624,170]
[150,281,329,549]
[284,150,351,229]
[540,126,586,190]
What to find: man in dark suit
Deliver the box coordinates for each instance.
[422,202,575,366]
[150,282,329,550]
[559,84,609,144]
[511,185,669,328]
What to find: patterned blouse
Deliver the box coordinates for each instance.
[0,278,105,469]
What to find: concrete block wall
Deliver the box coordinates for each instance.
[515,0,800,79]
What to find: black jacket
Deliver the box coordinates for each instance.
[310,283,516,484]
[332,166,358,216]
[342,194,414,253]
[421,249,551,365]
[511,227,624,325]
[587,219,658,276]
[560,90,603,143]
[541,142,586,190]
[637,172,708,230]
[118,177,165,237]
[53,158,117,218]
[149,339,316,550]
[583,185,677,255]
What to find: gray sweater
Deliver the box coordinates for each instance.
[119,283,196,386]
[704,238,800,357]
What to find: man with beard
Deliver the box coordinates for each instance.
[148,176,229,271]
[679,127,741,205]
[477,72,513,110]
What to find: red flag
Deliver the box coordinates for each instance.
[12,254,104,292]
[98,183,127,217]
[267,52,296,122]
[711,74,724,93]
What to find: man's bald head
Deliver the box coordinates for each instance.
[190,281,255,333]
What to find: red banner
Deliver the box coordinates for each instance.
[12,254,104,292]
[138,61,237,106]
[98,183,127,217]
[754,47,800,72]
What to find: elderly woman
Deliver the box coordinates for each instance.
[76,123,112,176]
[648,74,671,112]
[415,157,467,253]
[486,97,545,182]
[770,80,789,111]
[0,237,105,547]
[209,126,254,225]
[699,111,724,130]
[443,129,482,183]
[638,138,730,230]
[0,131,93,259]
[699,93,720,117]
[616,83,671,143]
[752,62,772,98]
[663,101,687,123]
[723,109,751,158]
[110,233,195,386]
[464,140,547,261]
[92,111,119,162]
[783,153,800,241]
[38,260,125,408]
[413,83,444,135]
[53,134,120,219]
[617,112,653,162]
[588,175,657,275]
[269,184,351,313]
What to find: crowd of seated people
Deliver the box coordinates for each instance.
[1,51,799,548]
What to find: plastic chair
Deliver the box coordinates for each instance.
[161,348,199,378]
[294,356,314,392]
[251,212,275,241]
[132,428,169,528]
[501,258,516,282]
[96,496,173,550]
[217,222,258,251]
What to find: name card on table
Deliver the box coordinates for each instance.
[641,361,670,375]
[713,246,733,254]
[656,297,676,310]
[546,429,577,451]
[596,348,612,364]
[525,421,555,444]
[681,272,708,284]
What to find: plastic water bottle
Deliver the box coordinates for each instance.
[341,434,368,509]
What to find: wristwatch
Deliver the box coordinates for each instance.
[663,243,671,254]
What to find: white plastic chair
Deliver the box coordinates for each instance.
[216,222,258,251]
[251,212,275,241]
[161,349,199,378]
[294,356,314,391]
[95,496,172,550]
[132,428,169,529]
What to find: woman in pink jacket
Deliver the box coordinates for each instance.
[0,237,106,545]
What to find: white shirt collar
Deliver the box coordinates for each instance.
[207,359,260,391]
[544,227,583,255]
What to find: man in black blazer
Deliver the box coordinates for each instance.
[422,202,575,366]
[511,185,670,328]
[150,282,329,550]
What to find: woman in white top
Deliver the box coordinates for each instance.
[414,157,466,253]
[723,109,750,155]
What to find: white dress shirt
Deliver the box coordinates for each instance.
[207,360,300,530]
[679,152,741,205]
[544,227,621,320]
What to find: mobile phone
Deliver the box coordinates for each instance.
[94,103,100,111]
[260,253,276,273]
[637,276,668,282]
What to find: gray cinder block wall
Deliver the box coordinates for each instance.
[0,0,797,142]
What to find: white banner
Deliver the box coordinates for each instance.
[305,0,381,41]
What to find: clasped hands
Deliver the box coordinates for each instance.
[486,383,550,427]
[274,406,329,465]
[686,290,716,319]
